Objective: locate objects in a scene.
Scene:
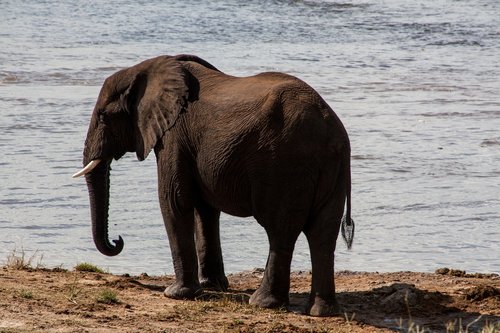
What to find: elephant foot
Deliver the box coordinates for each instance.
[199,275,229,292]
[308,296,342,317]
[164,281,202,300]
[249,287,288,309]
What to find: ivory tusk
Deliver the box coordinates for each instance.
[72,159,102,178]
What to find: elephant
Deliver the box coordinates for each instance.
[73,54,355,316]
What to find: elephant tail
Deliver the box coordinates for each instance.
[341,143,355,250]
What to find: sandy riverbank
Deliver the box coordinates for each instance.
[0,267,498,332]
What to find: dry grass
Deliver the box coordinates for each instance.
[5,247,43,270]
[65,274,83,304]
[398,316,500,333]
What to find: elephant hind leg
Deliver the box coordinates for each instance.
[303,186,345,316]
[304,230,341,316]
[249,227,301,309]
[249,193,310,309]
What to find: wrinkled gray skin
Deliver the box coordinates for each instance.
[79,54,354,316]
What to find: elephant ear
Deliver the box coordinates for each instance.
[122,57,189,161]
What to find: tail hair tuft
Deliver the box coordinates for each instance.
[341,216,355,250]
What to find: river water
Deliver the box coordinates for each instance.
[1,0,499,275]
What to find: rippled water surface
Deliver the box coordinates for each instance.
[1,0,499,275]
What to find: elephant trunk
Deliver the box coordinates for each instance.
[85,159,124,256]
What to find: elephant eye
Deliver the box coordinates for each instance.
[98,110,108,124]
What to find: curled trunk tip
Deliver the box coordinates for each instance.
[98,235,124,256]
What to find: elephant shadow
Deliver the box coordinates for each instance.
[316,283,497,332]
[198,282,498,332]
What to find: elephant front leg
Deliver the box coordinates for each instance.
[161,202,202,299]
[194,203,228,291]
[156,145,202,299]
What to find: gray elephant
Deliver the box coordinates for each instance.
[73,54,354,316]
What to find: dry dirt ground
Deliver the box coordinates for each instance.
[0,267,498,333]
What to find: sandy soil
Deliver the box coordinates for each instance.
[0,267,498,333]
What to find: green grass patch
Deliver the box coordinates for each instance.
[74,262,105,273]
[18,289,34,299]
[96,289,119,304]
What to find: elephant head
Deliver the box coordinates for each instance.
[73,56,191,256]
